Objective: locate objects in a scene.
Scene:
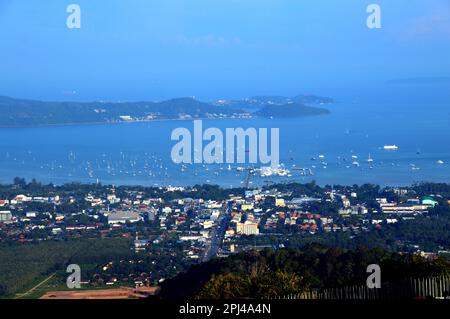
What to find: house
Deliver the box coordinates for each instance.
[241,203,254,211]
[0,211,12,222]
[0,200,9,207]
[52,227,63,235]
[179,235,204,241]
[341,197,351,208]
[107,194,121,204]
[26,212,38,218]
[14,194,32,203]
[422,197,438,207]
[225,228,235,237]
[202,220,214,229]
[275,198,285,207]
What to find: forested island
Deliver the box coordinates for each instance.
[0,94,333,127]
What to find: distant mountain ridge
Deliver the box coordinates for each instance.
[0,94,332,127]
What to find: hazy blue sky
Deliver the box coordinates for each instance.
[0,0,449,101]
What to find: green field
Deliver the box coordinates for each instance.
[0,237,133,299]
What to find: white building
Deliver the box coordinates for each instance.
[108,211,142,224]
[0,211,12,222]
[236,222,259,235]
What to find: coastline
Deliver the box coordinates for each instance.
[0,116,254,129]
[0,112,332,129]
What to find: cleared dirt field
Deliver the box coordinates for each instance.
[40,286,159,299]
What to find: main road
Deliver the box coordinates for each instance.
[202,203,230,262]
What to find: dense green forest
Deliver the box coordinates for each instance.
[158,244,450,299]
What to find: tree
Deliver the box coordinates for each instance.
[196,271,307,299]
[13,177,26,187]
[0,284,8,296]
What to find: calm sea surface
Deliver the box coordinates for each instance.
[1,97,449,187]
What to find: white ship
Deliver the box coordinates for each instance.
[352,160,360,167]
[259,165,290,177]
[383,145,399,150]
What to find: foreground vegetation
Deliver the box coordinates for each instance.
[159,244,450,299]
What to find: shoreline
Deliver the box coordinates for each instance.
[0,173,447,189]
[0,109,333,129]
[0,116,257,129]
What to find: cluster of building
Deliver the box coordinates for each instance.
[0,184,447,257]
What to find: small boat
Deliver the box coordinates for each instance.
[437,160,444,164]
[384,145,399,150]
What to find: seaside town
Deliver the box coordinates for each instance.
[1,178,450,298]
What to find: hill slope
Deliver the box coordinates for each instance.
[0,94,332,127]
[157,245,450,299]
[0,96,243,127]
